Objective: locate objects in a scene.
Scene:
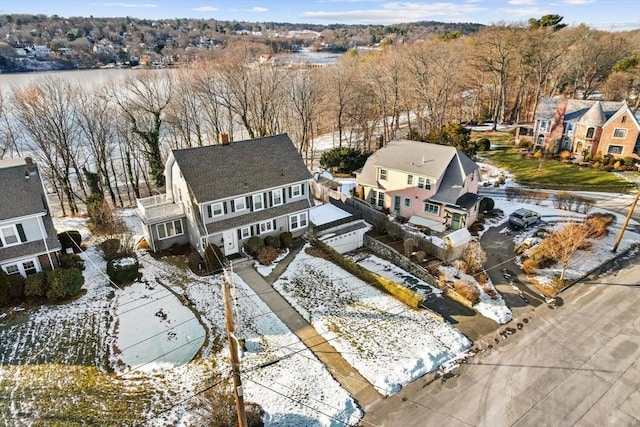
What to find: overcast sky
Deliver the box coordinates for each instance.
[1,0,638,31]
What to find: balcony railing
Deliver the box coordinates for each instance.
[136,194,185,223]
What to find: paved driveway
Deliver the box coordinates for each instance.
[481,222,546,318]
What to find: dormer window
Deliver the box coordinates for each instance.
[379,169,388,181]
[566,122,574,135]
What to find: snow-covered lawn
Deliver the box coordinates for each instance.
[273,246,471,396]
[136,252,363,426]
[1,215,362,426]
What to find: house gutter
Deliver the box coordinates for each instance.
[36,214,55,270]
[165,153,175,201]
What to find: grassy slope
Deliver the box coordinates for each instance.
[473,131,637,193]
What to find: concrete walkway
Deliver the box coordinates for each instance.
[233,242,383,410]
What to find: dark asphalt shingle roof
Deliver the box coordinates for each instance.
[173,134,312,203]
[428,153,478,207]
[0,164,48,221]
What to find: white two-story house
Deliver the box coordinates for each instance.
[0,158,62,277]
[136,134,313,256]
[356,139,481,232]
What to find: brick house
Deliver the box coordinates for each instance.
[530,98,640,159]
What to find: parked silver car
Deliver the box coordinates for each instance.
[509,208,540,228]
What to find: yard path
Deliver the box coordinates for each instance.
[233,249,383,410]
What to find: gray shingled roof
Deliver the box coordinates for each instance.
[0,163,48,222]
[0,211,61,260]
[536,98,625,124]
[535,98,560,120]
[358,139,477,188]
[172,134,312,203]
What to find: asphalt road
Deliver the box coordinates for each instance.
[363,252,640,426]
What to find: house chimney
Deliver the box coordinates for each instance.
[219,133,229,145]
[24,157,36,177]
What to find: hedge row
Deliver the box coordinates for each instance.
[245,232,294,256]
[552,191,596,213]
[1,265,85,305]
[313,240,424,309]
[504,187,549,204]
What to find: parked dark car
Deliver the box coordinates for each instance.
[509,209,540,228]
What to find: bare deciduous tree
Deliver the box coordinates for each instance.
[76,86,119,205]
[0,91,20,158]
[288,69,322,166]
[12,78,86,215]
[110,71,174,187]
[322,54,359,148]
[542,223,589,281]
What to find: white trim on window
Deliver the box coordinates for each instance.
[613,128,627,139]
[272,189,283,206]
[259,221,273,233]
[291,184,302,198]
[379,168,388,181]
[606,144,624,155]
[407,174,413,185]
[289,212,308,231]
[2,264,19,275]
[2,257,39,277]
[156,219,184,240]
[404,198,411,207]
[252,193,264,211]
[0,224,20,247]
[240,226,251,239]
[234,197,247,212]
[210,202,224,217]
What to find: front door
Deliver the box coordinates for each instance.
[450,213,464,230]
[394,195,401,213]
[223,229,238,255]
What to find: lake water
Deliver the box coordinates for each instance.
[0,51,342,91]
[0,68,142,90]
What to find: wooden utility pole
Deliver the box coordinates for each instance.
[222,270,248,427]
[613,189,640,253]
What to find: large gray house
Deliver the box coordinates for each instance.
[136,134,313,256]
[0,158,61,277]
